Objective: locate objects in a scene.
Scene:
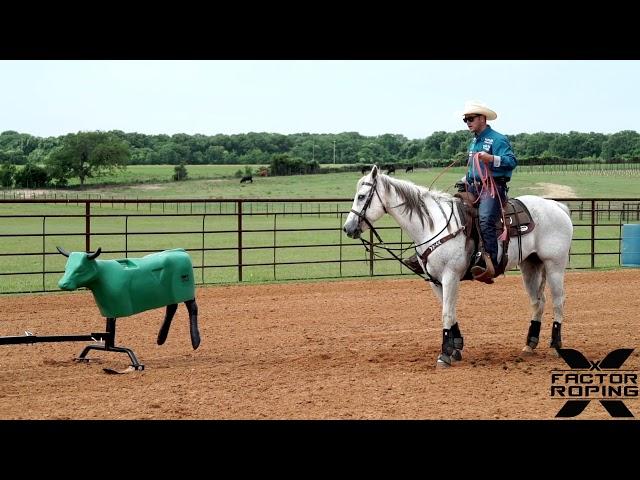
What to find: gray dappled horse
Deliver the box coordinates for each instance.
[343,165,573,367]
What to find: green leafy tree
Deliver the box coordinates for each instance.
[440,131,469,158]
[0,162,17,187]
[270,153,318,176]
[601,130,640,159]
[14,163,49,188]
[173,162,188,181]
[46,131,129,185]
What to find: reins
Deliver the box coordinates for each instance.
[466,152,508,241]
[351,177,462,286]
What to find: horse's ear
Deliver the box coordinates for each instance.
[371,165,378,179]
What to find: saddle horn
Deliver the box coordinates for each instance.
[56,246,70,258]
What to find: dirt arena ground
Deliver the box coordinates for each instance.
[0,269,638,420]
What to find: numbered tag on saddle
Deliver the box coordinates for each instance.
[498,199,535,237]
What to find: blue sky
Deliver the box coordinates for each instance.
[1,60,638,139]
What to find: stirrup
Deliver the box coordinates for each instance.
[471,254,495,284]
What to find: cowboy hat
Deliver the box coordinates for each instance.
[461,100,497,121]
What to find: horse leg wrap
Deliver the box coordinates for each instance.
[450,323,464,351]
[526,320,541,349]
[550,321,562,349]
[442,329,456,356]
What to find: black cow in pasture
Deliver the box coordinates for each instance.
[361,166,371,175]
[385,165,396,175]
[240,175,253,183]
[405,165,414,173]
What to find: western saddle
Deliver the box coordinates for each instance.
[404,192,535,284]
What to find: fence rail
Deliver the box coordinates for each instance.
[1,197,639,294]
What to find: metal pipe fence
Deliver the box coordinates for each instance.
[1,197,638,294]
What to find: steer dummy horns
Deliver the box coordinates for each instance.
[56,246,102,259]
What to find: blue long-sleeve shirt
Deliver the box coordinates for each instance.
[466,125,517,182]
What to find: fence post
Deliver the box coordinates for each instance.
[579,201,584,221]
[273,213,277,280]
[42,216,46,292]
[238,200,243,282]
[85,201,91,253]
[619,220,622,267]
[201,214,206,284]
[400,228,404,274]
[369,228,374,276]
[339,213,344,277]
[591,200,596,269]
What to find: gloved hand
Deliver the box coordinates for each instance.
[454,180,466,192]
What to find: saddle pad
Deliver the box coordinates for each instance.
[498,198,535,236]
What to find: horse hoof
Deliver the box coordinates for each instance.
[451,349,462,361]
[521,345,534,355]
[436,354,452,368]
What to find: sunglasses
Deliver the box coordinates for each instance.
[463,115,481,123]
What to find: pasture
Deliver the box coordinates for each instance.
[6,162,640,199]
[1,165,639,293]
[0,270,638,419]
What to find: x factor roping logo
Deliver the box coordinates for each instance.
[551,348,637,418]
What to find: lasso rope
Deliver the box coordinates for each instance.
[466,152,508,241]
[428,158,460,191]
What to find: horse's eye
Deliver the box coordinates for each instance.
[357,194,365,201]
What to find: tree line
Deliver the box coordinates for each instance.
[1,129,640,187]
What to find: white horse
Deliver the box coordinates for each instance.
[342,165,573,367]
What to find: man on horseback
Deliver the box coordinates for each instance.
[402,100,517,282]
[460,100,517,281]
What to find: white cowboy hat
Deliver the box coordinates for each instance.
[461,100,497,121]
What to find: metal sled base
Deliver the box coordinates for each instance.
[0,317,144,372]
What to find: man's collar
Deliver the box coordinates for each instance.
[474,125,492,138]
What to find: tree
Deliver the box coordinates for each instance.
[173,162,188,181]
[0,162,16,187]
[14,163,49,188]
[440,131,469,159]
[46,131,129,186]
[601,130,640,159]
[269,153,318,176]
[377,133,407,157]
[422,131,448,159]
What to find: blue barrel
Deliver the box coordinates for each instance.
[621,224,640,267]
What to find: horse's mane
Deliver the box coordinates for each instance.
[377,174,454,229]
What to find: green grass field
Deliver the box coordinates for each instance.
[1,164,638,293]
[4,163,640,199]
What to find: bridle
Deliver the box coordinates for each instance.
[350,178,387,243]
[349,176,463,286]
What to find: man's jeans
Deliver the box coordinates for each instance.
[467,182,508,266]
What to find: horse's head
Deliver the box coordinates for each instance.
[343,165,388,239]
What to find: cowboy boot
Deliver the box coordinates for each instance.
[470,252,495,284]
[404,254,425,274]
